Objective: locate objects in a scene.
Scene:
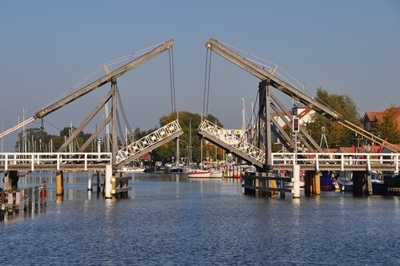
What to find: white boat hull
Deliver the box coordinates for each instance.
[119,167,145,173]
[210,170,223,178]
[187,170,211,178]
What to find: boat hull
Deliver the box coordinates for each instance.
[210,170,223,178]
[320,171,334,191]
[187,170,211,178]
[168,167,183,173]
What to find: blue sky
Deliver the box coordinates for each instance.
[1,0,399,151]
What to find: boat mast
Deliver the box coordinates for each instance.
[242,98,246,138]
[176,110,180,166]
[189,118,192,166]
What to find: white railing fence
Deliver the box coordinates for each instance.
[0,152,112,171]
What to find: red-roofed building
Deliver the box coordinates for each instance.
[362,107,400,132]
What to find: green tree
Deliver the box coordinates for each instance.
[15,127,49,152]
[153,111,224,164]
[304,87,361,148]
[371,105,400,144]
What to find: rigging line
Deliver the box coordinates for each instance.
[43,43,164,111]
[116,109,125,148]
[169,47,176,113]
[205,50,212,120]
[116,87,133,135]
[41,65,104,109]
[219,40,278,67]
[275,68,309,92]
[248,92,260,144]
[43,119,63,132]
[113,86,125,148]
[202,49,211,119]
[104,42,165,67]
[219,40,310,92]
[246,57,308,92]
[247,92,259,130]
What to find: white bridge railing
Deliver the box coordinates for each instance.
[116,119,183,165]
[198,119,265,165]
[272,152,400,173]
[198,119,400,173]
[0,152,112,172]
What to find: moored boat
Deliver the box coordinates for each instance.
[337,171,384,194]
[119,167,145,173]
[209,169,223,178]
[320,171,335,191]
[187,169,211,178]
[168,166,183,173]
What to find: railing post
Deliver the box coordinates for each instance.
[56,154,60,171]
[84,153,88,172]
[340,154,344,172]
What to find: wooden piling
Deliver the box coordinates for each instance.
[34,186,39,204]
[23,188,28,211]
[56,171,64,196]
[96,171,101,193]
[42,182,47,203]
[315,172,321,195]
[15,190,20,212]
[1,190,5,211]
[7,191,13,214]
[353,171,368,197]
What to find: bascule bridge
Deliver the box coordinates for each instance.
[0,39,183,198]
[198,38,400,197]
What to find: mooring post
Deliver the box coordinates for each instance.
[0,190,5,222]
[28,187,33,208]
[42,181,47,203]
[0,190,5,210]
[104,165,112,199]
[314,172,321,195]
[7,191,13,214]
[56,171,64,202]
[292,164,300,198]
[270,175,277,195]
[15,190,20,212]
[87,171,92,191]
[96,171,101,193]
[34,186,39,204]
[23,188,28,211]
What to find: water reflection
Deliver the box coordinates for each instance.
[3,172,400,265]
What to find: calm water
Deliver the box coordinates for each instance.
[1,172,400,265]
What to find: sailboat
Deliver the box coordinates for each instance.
[169,111,183,173]
[168,138,183,173]
[187,121,211,178]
